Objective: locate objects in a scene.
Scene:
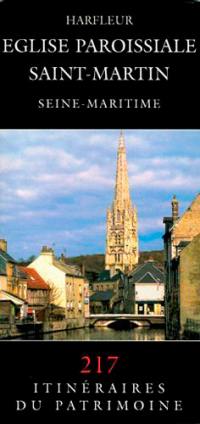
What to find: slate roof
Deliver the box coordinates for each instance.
[19,267,49,290]
[53,259,82,277]
[0,249,16,264]
[177,241,190,249]
[129,261,164,284]
[0,257,6,275]
[0,249,20,277]
[90,290,114,302]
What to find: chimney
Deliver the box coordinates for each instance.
[0,239,7,252]
[60,253,65,262]
[41,245,54,253]
[40,246,54,264]
[81,263,85,277]
[171,195,179,222]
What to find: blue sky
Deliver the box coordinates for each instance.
[0,129,199,260]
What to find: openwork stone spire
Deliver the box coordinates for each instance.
[105,131,139,274]
[114,130,131,209]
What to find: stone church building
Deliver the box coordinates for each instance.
[105,131,139,274]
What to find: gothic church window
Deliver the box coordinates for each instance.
[115,234,122,245]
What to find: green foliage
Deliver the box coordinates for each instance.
[17,255,36,266]
[64,254,105,273]
[18,250,164,273]
[65,250,164,273]
[139,250,164,267]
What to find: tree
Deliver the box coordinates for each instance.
[47,281,62,306]
[46,281,65,320]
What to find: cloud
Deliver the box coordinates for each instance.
[129,154,199,191]
[0,155,23,173]
[0,129,200,258]
[15,189,39,200]
[24,146,83,168]
[62,223,105,241]
[138,218,164,234]
[0,215,14,223]
[19,210,61,219]
[130,171,199,190]
[32,165,113,193]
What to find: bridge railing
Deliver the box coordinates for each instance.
[89,313,165,318]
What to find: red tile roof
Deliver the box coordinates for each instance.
[19,267,49,290]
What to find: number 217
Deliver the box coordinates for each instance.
[80,355,119,374]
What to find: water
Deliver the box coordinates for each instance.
[42,327,165,341]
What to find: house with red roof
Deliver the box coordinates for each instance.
[29,246,89,326]
[19,266,49,321]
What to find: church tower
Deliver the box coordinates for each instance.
[105,131,139,273]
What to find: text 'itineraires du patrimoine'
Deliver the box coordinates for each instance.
[16,381,184,413]
[0,37,197,81]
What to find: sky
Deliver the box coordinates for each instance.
[0,129,199,260]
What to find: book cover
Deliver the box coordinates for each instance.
[0,0,199,423]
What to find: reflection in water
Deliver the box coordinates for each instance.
[43,327,165,341]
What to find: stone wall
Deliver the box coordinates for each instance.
[179,233,200,336]
[0,323,11,339]
[172,194,200,256]
[43,317,89,333]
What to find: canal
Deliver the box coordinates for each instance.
[17,327,165,341]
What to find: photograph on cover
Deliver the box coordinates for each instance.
[0,129,200,341]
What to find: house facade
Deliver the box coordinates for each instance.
[126,261,164,316]
[91,270,125,313]
[19,266,49,321]
[178,234,200,337]
[29,246,89,327]
[66,272,89,325]
[90,290,115,314]
[0,240,27,325]
[0,239,27,301]
[163,193,200,339]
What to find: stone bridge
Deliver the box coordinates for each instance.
[89,314,165,328]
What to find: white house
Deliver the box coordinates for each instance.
[128,260,164,316]
[29,246,88,324]
[29,246,67,310]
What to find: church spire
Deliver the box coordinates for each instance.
[114,130,131,208]
[119,129,124,147]
[105,131,139,274]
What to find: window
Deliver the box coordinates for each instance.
[115,234,122,245]
[147,304,154,314]
[117,253,121,262]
